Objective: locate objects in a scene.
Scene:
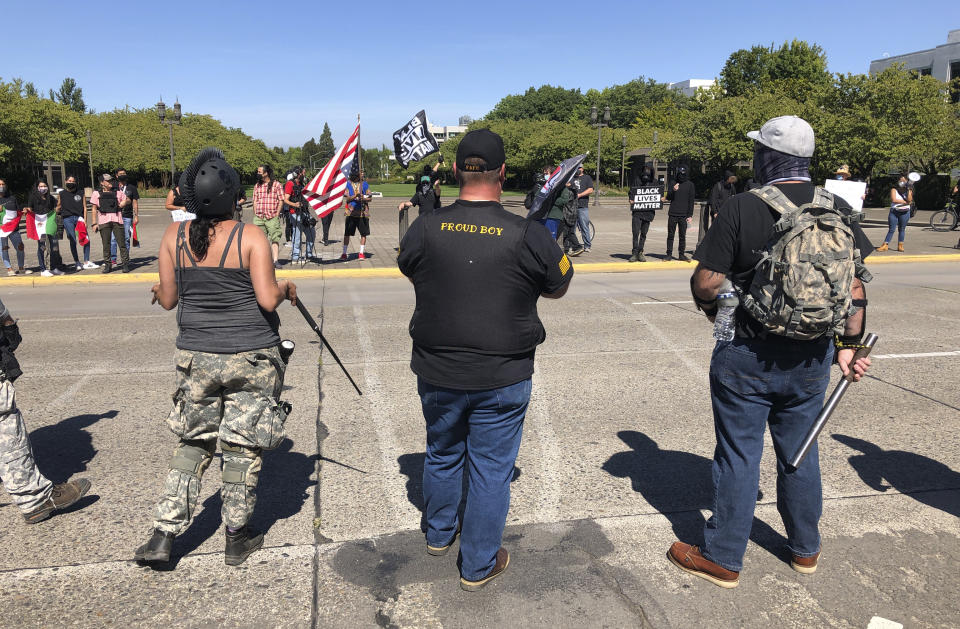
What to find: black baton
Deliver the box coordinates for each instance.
[295,298,363,396]
[787,333,878,471]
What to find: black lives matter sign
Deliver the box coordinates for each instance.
[630,186,663,211]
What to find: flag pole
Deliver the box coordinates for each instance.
[356,114,362,174]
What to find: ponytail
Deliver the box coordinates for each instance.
[188,216,226,262]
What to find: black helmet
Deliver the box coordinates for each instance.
[179,148,240,217]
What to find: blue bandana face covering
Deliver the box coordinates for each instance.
[752,142,811,185]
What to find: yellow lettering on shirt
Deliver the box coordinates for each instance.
[439,223,503,236]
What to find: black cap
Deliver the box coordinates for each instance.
[455,129,505,172]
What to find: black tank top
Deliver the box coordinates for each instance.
[175,222,281,353]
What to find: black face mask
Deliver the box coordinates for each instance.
[256,173,264,183]
[117,175,128,183]
[66,183,77,191]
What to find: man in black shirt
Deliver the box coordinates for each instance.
[398,129,572,591]
[665,165,695,261]
[668,116,873,588]
[569,166,594,252]
[398,162,442,217]
[111,168,138,264]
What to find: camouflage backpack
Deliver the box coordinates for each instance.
[737,186,872,340]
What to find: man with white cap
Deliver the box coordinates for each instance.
[668,116,875,588]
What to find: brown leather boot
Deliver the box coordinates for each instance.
[23,478,92,524]
[791,550,820,574]
[897,242,904,252]
[460,547,510,591]
[876,242,889,252]
[668,541,739,588]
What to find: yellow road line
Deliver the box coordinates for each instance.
[2,254,957,286]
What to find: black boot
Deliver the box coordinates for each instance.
[134,529,175,563]
[224,526,264,566]
[122,262,130,273]
[102,262,112,274]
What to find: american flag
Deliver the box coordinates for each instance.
[303,124,360,218]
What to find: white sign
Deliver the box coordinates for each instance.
[824,179,866,212]
[170,209,197,223]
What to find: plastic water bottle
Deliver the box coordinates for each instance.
[713,280,738,342]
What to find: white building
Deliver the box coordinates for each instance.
[668,79,716,97]
[869,29,960,88]
[427,123,467,143]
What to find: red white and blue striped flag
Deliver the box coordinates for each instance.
[303,124,360,218]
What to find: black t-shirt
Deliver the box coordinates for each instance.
[120,184,139,218]
[571,174,594,208]
[59,190,85,218]
[667,180,696,217]
[399,200,572,390]
[694,183,874,339]
[409,182,440,216]
[28,190,55,214]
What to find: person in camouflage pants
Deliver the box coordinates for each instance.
[152,347,287,542]
[0,297,91,524]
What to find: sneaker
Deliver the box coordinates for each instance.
[460,547,510,591]
[274,261,281,270]
[224,526,264,566]
[82,261,98,270]
[665,254,674,261]
[667,541,739,589]
[111,259,117,265]
[339,253,348,261]
[40,270,53,277]
[678,254,691,262]
[358,252,365,260]
[299,258,307,267]
[134,529,175,563]
[6,268,16,277]
[568,246,584,257]
[583,247,591,253]
[52,268,65,276]
[791,550,820,574]
[18,268,32,275]
[23,478,92,524]
[75,263,82,271]
[283,242,292,248]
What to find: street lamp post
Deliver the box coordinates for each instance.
[590,105,610,206]
[157,99,182,188]
[620,134,627,189]
[85,129,95,191]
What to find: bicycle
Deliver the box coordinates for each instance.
[929,200,958,231]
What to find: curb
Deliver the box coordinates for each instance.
[2,254,958,287]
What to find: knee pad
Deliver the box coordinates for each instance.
[170,441,212,477]
[220,442,259,485]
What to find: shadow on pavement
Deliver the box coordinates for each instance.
[398,452,521,533]
[833,434,960,518]
[30,410,118,483]
[144,437,316,571]
[603,430,785,557]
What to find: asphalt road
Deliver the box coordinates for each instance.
[0,261,958,628]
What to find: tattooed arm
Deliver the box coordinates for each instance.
[690,264,727,321]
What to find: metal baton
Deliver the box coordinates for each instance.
[294,298,363,396]
[787,333,878,471]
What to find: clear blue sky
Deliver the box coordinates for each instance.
[2,1,957,151]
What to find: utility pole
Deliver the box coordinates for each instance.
[591,106,610,206]
[86,130,95,191]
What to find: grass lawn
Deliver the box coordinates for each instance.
[369,183,523,197]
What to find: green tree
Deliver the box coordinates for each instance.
[54,77,85,113]
[317,122,335,161]
[0,79,84,168]
[577,77,689,128]
[719,40,830,98]
[486,85,584,122]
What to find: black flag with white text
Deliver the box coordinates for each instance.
[392,110,440,168]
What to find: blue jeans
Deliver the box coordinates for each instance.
[1,232,25,269]
[62,216,90,264]
[702,337,833,572]
[418,377,530,581]
[110,217,133,260]
[883,207,909,244]
[541,218,560,239]
[290,214,315,261]
[576,206,591,248]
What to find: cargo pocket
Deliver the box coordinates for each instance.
[165,353,194,437]
[237,351,288,450]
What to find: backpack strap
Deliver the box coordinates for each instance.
[749,186,801,234]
